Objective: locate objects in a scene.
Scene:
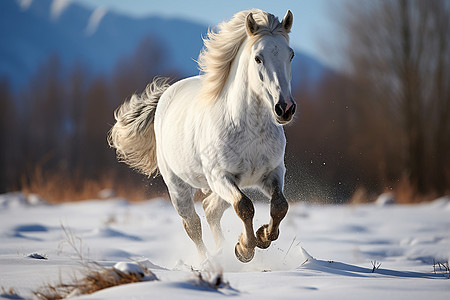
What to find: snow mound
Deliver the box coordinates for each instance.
[85,227,142,241]
[0,192,48,209]
[114,261,145,275]
[138,258,167,271]
[430,196,450,210]
[113,261,158,281]
[375,192,396,206]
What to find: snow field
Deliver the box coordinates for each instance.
[0,193,449,299]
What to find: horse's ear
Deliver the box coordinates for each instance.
[246,13,259,36]
[281,10,293,34]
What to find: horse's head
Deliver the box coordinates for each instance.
[246,10,296,125]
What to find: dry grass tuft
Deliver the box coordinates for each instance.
[349,187,374,204]
[349,175,442,205]
[188,258,231,291]
[19,165,159,203]
[34,225,157,300]
[371,260,382,273]
[394,175,438,204]
[190,268,228,290]
[433,260,450,279]
[34,267,146,300]
[1,286,23,299]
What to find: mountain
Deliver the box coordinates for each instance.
[0,0,327,91]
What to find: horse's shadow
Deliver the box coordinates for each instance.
[299,257,446,279]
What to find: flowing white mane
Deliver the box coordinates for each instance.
[198,9,290,102]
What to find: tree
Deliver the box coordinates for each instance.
[0,77,15,192]
[26,54,66,165]
[340,0,450,196]
[81,77,111,177]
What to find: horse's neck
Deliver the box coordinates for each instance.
[221,46,269,127]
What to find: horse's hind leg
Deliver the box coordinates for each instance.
[208,174,257,263]
[166,175,207,259]
[256,167,289,249]
[202,192,230,249]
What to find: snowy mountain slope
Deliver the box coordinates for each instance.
[0,0,206,89]
[0,193,449,299]
[0,0,327,91]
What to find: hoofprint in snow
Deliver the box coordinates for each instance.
[0,193,449,299]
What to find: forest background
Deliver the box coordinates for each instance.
[0,0,449,203]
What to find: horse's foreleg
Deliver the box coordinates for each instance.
[233,194,257,262]
[255,189,288,249]
[256,170,289,249]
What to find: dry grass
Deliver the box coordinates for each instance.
[371,260,382,273]
[34,225,156,300]
[349,187,376,204]
[34,267,145,300]
[19,164,444,205]
[1,286,23,299]
[349,175,442,205]
[19,165,163,203]
[189,267,228,290]
[394,175,438,204]
[433,260,450,279]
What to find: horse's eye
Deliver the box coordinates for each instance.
[255,56,262,64]
[290,52,295,62]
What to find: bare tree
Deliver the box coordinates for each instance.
[0,78,15,192]
[425,0,450,194]
[340,0,450,196]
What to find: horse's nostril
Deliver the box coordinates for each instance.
[275,104,284,117]
[291,103,296,115]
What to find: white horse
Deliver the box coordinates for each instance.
[109,9,296,263]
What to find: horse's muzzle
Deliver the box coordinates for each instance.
[274,99,296,124]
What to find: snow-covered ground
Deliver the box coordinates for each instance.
[1,192,449,299]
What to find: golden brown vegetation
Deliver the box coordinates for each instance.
[20,165,158,203]
[34,267,146,300]
[34,225,156,299]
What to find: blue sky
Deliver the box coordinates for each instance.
[72,0,340,68]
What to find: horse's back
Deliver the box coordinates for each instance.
[155,76,201,125]
[154,76,207,187]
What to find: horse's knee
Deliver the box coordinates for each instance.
[271,194,288,221]
[234,195,254,221]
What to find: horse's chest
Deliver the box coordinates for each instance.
[223,126,285,182]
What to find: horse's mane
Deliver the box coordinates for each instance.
[198,9,289,103]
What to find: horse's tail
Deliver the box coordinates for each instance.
[108,77,171,177]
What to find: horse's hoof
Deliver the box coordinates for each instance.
[255,224,271,249]
[235,242,254,263]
